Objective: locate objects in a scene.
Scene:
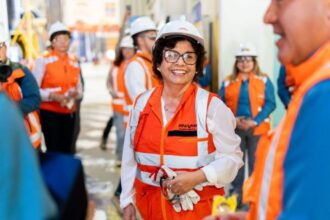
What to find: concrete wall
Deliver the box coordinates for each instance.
[218,0,275,84]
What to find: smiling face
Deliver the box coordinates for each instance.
[264,0,330,65]
[158,40,196,87]
[52,33,71,54]
[236,56,255,74]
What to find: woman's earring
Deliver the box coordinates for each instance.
[195,72,198,75]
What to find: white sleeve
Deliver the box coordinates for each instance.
[33,58,57,101]
[201,97,243,186]
[124,61,146,101]
[120,118,137,209]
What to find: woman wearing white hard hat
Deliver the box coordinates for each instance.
[219,42,276,209]
[120,17,243,220]
[33,21,83,154]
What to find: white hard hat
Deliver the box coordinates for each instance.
[49,21,69,40]
[236,42,257,57]
[119,35,134,48]
[156,16,204,46]
[130,16,157,37]
[124,28,130,36]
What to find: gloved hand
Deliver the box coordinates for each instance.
[150,165,177,182]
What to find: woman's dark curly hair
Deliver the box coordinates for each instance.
[152,36,205,82]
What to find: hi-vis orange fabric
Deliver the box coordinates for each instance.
[131,84,224,220]
[3,69,42,148]
[40,50,80,113]
[109,62,126,114]
[123,51,161,127]
[223,73,270,135]
[243,41,330,220]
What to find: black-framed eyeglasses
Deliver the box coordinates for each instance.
[0,42,6,49]
[236,56,254,63]
[163,49,197,65]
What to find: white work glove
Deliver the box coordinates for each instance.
[150,165,177,182]
[186,189,200,205]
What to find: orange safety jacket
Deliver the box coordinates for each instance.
[40,50,80,114]
[123,51,161,127]
[130,83,224,220]
[109,62,126,114]
[3,68,42,148]
[243,42,330,220]
[223,73,270,135]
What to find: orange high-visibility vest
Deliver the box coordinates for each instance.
[123,51,161,127]
[109,61,126,114]
[130,83,224,220]
[40,50,80,113]
[3,68,42,148]
[223,73,270,135]
[243,42,330,220]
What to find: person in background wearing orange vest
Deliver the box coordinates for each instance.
[0,34,42,149]
[219,42,276,209]
[123,16,160,126]
[120,17,243,220]
[210,0,330,219]
[100,35,135,151]
[33,21,83,154]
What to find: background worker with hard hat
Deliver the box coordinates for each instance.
[219,42,276,209]
[104,36,135,210]
[100,35,135,151]
[120,17,243,220]
[0,34,42,149]
[33,21,83,154]
[123,16,160,125]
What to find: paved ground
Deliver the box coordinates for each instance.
[75,62,122,220]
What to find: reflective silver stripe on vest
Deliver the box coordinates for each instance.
[129,88,155,144]
[44,56,58,64]
[113,99,125,105]
[258,121,284,219]
[136,169,159,187]
[26,112,42,144]
[136,57,152,89]
[195,88,210,167]
[135,151,216,169]
[132,87,216,185]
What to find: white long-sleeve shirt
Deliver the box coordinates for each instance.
[124,60,147,102]
[120,95,243,209]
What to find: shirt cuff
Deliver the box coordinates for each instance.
[120,195,134,209]
[201,165,218,185]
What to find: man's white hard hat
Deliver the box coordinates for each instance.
[130,16,157,37]
[119,35,134,48]
[155,16,204,46]
[235,42,257,57]
[49,21,70,40]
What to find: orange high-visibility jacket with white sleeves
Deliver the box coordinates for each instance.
[108,61,126,114]
[123,51,161,126]
[40,50,80,113]
[3,68,42,148]
[243,41,330,220]
[222,73,271,135]
[121,83,243,220]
